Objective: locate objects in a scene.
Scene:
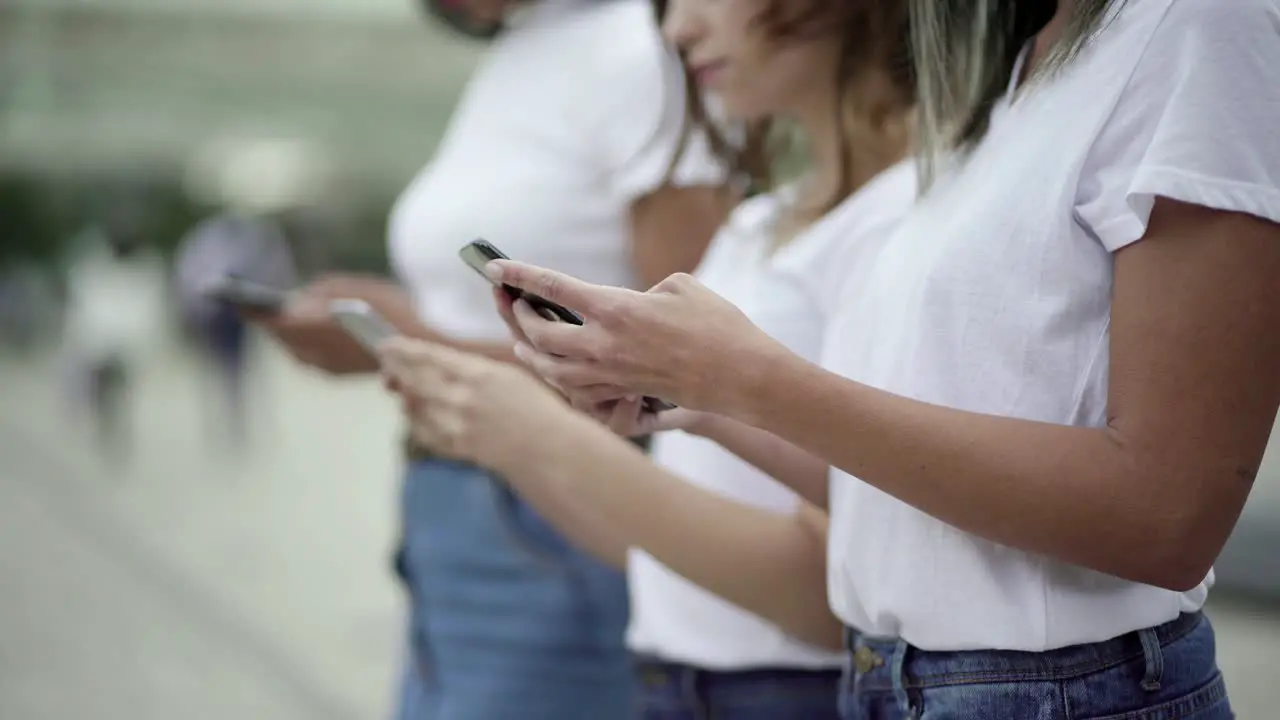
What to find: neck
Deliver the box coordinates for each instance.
[789,87,847,211]
[1029,0,1077,70]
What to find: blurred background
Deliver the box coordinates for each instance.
[1,1,1277,718]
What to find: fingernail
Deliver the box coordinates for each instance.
[483,262,502,281]
[513,343,530,361]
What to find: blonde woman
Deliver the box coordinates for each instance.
[389,0,1278,717]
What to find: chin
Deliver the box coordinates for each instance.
[713,96,770,123]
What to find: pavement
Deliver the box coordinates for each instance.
[0,339,404,720]
[1,337,1278,719]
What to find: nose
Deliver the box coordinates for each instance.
[658,0,704,51]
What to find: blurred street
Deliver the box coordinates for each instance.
[2,336,1280,719]
[0,339,405,720]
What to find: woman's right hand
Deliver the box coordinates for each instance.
[493,286,705,437]
[250,274,417,376]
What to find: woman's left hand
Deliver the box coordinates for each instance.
[489,262,784,416]
[378,337,574,474]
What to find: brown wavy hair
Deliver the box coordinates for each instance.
[654,0,915,222]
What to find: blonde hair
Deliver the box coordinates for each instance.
[908,0,1120,189]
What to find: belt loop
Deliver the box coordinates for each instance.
[1138,626,1164,692]
[891,639,917,718]
[844,626,858,652]
[685,665,709,720]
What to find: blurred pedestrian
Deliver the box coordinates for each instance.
[174,211,297,450]
[59,217,166,465]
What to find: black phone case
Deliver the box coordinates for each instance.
[459,239,675,413]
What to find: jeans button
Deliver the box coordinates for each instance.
[854,646,884,674]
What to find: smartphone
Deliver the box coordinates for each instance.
[459,239,584,325]
[329,299,399,352]
[207,275,289,313]
[458,238,675,414]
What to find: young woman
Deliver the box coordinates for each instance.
[250,1,729,718]
[381,0,916,717]
[385,0,1280,717]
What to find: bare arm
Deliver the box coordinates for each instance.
[628,185,734,286]
[259,276,518,376]
[724,201,1280,591]
[687,413,831,508]
[504,412,841,649]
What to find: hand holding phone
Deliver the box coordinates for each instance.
[459,239,584,325]
[458,238,675,414]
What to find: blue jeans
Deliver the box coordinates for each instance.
[634,657,842,720]
[394,458,634,720]
[839,612,1231,719]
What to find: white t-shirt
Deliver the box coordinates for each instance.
[824,0,1280,652]
[628,163,917,670]
[389,0,723,341]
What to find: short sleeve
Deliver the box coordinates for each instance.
[1075,0,1280,252]
[581,4,728,200]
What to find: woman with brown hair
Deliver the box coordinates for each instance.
[379,0,918,717]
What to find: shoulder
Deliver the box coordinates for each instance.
[1118,0,1278,80]
[1153,0,1278,39]
[1075,0,1280,250]
[541,0,688,148]
[548,0,669,74]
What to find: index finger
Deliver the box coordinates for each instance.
[486,260,606,315]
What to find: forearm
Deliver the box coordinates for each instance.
[503,413,841,648]
[730,349,1213,591]
[395,318,517,364]
[380,288,518,364]
[690,414,830,507]
[490,472,632,569]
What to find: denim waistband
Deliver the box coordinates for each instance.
[843,612,1202,691]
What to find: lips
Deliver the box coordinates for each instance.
[690,60,726,86]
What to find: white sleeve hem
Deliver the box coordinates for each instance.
[1094,165,1280,252]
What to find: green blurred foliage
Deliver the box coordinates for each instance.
[0,172,394,278]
